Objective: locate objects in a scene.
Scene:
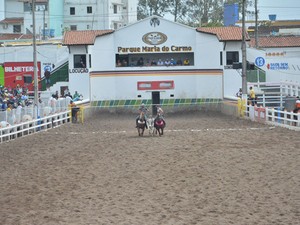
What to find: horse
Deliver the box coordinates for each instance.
[154,115,165,136]
[146,116,155,136]
[136,112,146,136]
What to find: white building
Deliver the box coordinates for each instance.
[247,36,300,84]
[64,0,138,31]
[63,16,248,107]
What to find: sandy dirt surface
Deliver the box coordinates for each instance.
[0,111,299,225]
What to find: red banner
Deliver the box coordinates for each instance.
[137,80,174,90]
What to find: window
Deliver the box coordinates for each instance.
[115,53,194,67]
[13,25,21,33]
[23,75,32,84]
[220,52,223,65]
[113,23,118,30]
[24,3,31,12]
[36,4,46,11]
[226,51,239,65]
[89,54,92,68]
[74,55,86,68]
[87,6,92,14]
[70,7,75,15]
[114,5,117,14]
[70,25,77,31]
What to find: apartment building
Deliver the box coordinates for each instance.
[64,0,138,31]
[0,0,137,38]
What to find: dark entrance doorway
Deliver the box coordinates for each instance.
[152,91,160,115]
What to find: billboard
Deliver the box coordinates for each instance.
[3,62,41,91]
[224,3,239,27]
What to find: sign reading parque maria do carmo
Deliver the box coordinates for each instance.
[117,45,192,53]
[118,31,192,53]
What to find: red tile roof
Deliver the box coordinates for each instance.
[0,33,33,41]
[63,30,114,46]
[197,27,250,41]
[249,36,300,48]
[0,17,23,24]
[63,27,249,46]
[18,0,48,2]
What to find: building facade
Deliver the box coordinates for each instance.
[63,0,137,31]
[63,16,248,107]
[247,36,300,84]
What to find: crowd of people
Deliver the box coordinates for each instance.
[0,83,83,113]
[0,84,34,112]
[117,57,191,67]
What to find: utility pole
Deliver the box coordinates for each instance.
[43,6,45,40]
[255,0,258,48]
[32,0,39,106]
[241,0,247,100]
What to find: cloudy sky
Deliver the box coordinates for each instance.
[248,0,300,20]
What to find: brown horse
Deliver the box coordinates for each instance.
[154,115,165,136]
[137,112,146,136]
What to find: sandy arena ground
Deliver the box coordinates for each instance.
[0,111,299,225]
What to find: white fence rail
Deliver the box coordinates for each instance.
[247,105,300,130]
[0,97,73,143]
[247,81,300,110]
[0,97,71,123]
[248,81,300,97]
[0,110,71,143]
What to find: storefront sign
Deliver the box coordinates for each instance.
[4,65,36,72]
[3,62,41,90]
[267,63,289,70]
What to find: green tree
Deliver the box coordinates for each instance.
[168,0,188,22]
[183,0,224,27]
[138,0,171,20]
[137,0,255,26]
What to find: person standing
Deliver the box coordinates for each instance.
[44,69,51,89]
[183,58,190,65]
[236,88,242,98]
[249,86,256,106]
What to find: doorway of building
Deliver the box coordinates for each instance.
[152,91,160,115]
[60,86,69,97]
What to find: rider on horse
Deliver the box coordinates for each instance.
[154,104,166,126]
[136,103,148,128]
